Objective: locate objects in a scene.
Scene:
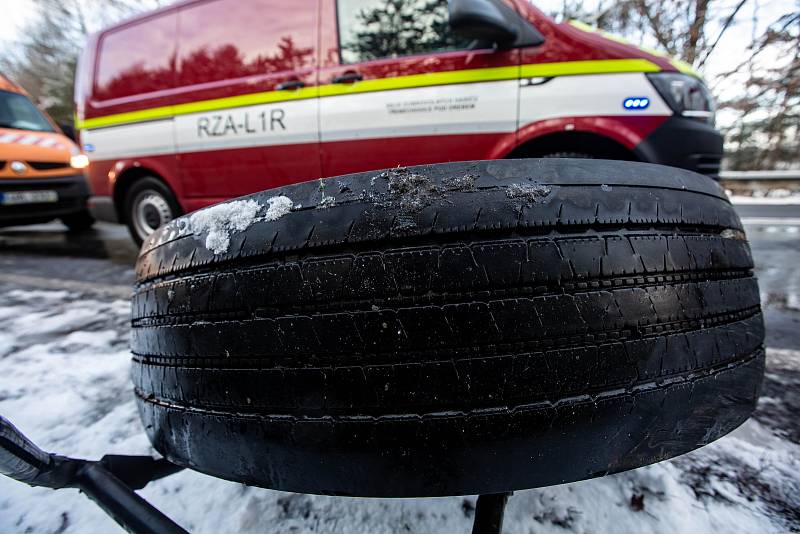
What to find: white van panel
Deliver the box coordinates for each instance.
[174,98,318,153]
[519,72,671,125]
[320,79,518,142]
[83,118,175,159]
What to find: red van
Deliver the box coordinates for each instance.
[76,0,721,244]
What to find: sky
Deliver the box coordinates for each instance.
[1,0,36,46]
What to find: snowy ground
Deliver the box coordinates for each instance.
[1,228,799,533]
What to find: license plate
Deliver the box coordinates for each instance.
[0,190,58,205]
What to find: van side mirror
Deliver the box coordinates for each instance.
[448,0,544,48]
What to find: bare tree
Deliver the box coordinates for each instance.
[721,10,800,170]
[551,0,800,170]
[1,0,162,123]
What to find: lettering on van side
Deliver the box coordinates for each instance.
[386,96,478,115]
[197,109,286,138]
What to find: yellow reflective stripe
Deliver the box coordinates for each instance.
[317,65,520,97]
[76,59,662,130]
[568,20,704,80]
[78,104,176,129]
[669,58,702,79]
[77,86,319,129]
[520,58,659,77]
[172,85,319,116]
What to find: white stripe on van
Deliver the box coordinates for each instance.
[82,118,177,160]
[519,72,670,125]
[82,73,671,161]
[17,134,42,145]
[37,137,58,148]
[320,79,519,142]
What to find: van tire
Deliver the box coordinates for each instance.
[541,151,592,159]
[61,209,94,232]
[131,159,764,497]
[124,177,181,246]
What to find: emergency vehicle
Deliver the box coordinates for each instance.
[76,0,721,244]
[0,75,93,230]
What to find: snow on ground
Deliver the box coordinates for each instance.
[1,285,799,533]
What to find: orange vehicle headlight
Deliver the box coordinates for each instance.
[70,154,90,169]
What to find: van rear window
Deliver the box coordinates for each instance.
[337,0,473,64]
[95,14,177,101]
[177,0,317,87]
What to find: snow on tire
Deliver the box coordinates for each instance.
[130,159,764,497]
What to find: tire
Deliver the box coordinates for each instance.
[541,151,592,158]
[124,177,181,246]
[131,159,764,497]
[60,209,94,232]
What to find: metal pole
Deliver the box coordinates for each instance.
[471,492,512,534]
[76,462,188,534]
[2,415,187,534]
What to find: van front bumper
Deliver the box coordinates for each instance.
[0,174,91,227]
[634,116,724,179]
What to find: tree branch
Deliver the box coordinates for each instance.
[698,0,749,67]
[631,0,677,54]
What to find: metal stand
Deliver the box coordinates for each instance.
[472,492,512,534]
[1,415,187,534]
[5,414,516,534]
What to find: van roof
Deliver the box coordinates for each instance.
[0,74,25,95]
[94,0,196,36]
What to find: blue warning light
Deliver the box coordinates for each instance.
[623,97,650,109]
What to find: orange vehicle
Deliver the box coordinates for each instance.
[0,75,93,230]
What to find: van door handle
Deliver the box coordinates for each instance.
[276,79,305,90]
[331,71,363,84]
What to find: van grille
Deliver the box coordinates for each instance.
[28,161,70,171]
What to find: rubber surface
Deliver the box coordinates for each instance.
[131,159,764,497]
[61,209,95,232]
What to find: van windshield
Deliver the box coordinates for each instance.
[0,90,55,133]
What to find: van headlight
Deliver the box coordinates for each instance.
[646,73,715,125]
[70,154,90,169]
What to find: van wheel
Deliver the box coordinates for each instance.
[61,209,94,232]
[131,159,764,497]
[124,177,181,246]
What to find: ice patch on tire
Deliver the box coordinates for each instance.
[264,195,293,220]
[505,183,552,202]
[189,199,263,254]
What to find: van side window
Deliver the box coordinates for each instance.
[95,14,177,100]
[177,0,317,86]
[337,0,474,63]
